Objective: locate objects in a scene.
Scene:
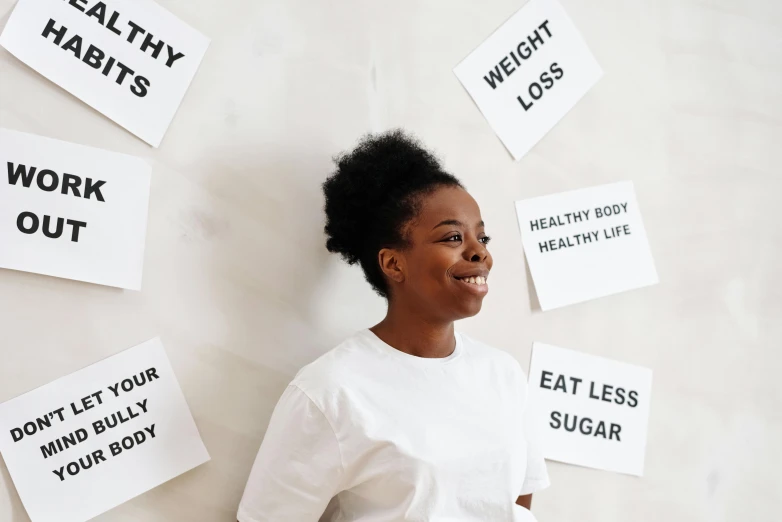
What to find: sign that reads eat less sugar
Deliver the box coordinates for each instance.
[515,181,658,311]
[0,0,209,147]
[0,128,151,290]
[0,338,210,522]
[454,0,602,160]
[527,343,653,476]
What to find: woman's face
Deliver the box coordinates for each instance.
[387,186,493,321]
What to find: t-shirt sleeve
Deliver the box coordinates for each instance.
[237,384,343,521]
[519,369,551,496]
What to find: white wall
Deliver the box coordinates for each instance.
[1,0,780,520]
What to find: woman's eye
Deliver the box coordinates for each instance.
[445,234,462,242]
[479,236,492,244]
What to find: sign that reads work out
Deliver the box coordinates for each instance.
[0,0,209,147]
[454,0,602,160]
[0,128,151,289]
[527,343,653,476]
[0,338,210,522]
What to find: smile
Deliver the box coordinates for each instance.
[454,276,487,285]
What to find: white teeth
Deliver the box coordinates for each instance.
[469,277,476,284]
[479,276,486,285]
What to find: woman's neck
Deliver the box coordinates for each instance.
[370,300,456,359]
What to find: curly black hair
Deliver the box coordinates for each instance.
[323,130,463,298]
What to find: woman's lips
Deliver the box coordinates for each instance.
[453,275,489,295]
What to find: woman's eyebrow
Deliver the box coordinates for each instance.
[432,219,485,230]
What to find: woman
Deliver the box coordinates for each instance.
[237,131,549,521]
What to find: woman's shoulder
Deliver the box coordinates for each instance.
[458,332,527,377]
[289,331,375,397]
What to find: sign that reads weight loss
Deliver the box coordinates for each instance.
[0,338,210,522]
[515,181,658,311]
[0,129,151,289]
[454,0,602,160]
[0,0,209,147]
[527,343,653,476]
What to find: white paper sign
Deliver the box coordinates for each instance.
[0,0,209,147]
[454,0,602,160]
[514,181,658,310]
[0,128,151,290]
[0,338,210,522]
[527,342,653,476]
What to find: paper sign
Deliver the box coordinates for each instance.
[527,342,653,476]
[0,128,151,290]
[454,0,602,160]
[0,0,209,147]
[0,338,210,522]
[514,181,658,310]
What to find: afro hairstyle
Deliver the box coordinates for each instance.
[322,129,463,298]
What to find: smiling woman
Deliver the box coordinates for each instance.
[236,130,550,521]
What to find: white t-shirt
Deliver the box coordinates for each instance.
[238,330,550,522]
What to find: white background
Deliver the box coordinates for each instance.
[0,129,151,290]
[0,0,780,521]
[0,338,209,522]
[515,181,658,310]
[527,342,653,476]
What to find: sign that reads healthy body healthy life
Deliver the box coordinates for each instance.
[514,181,658,311]
[0,338,210,522]
[0,0,209,147]
[527,343,653,476]
[453,0,602,160]
[0,128,151,289]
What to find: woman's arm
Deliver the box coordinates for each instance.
[516,494,532,509]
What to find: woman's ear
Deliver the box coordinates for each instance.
[378,248,406,284]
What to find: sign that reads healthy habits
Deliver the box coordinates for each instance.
[527,343,653,476]
[454,0,602,160]
[0,338,210,522]
[515,181,658,311]
[0,0,209,147]
[0,128,151,289]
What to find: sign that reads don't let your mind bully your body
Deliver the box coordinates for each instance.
[527,343,653,476]
[0,338,210,522]
[514,181,658,311]
[453,0,602,160]
[0,128,151,290]
[0,0,210,147]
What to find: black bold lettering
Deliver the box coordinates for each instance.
[610,423,622,441]
[114,62,134,85]
[66,219,87,242]
[53,467,66,481]
[550,62,564,80]
[41,19,68,45]
[549,411,561,429]
[7,162,36,186]
[83,178,106,201]
[483,66,504,90]
[61,174,82,197]
[36,169,59,191]
[131,75,150,97]
[92,419,106,435]
[126,20,146,44]
[85,2,107,24]
[68,0,87,12]
[41,441,58,459]
[11,428,24,442]
[540,71,554,89]
[82,44,105,69]
[42,215,64,239]
[109,441,122,456]
[540,370,553,389]
[529,82,543,100]
[628,390,639,408]
[140,32,165,58]
[17,212,39,235]
[499,56,515,76]
[165,45,185,68]
[61,34,84,59]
